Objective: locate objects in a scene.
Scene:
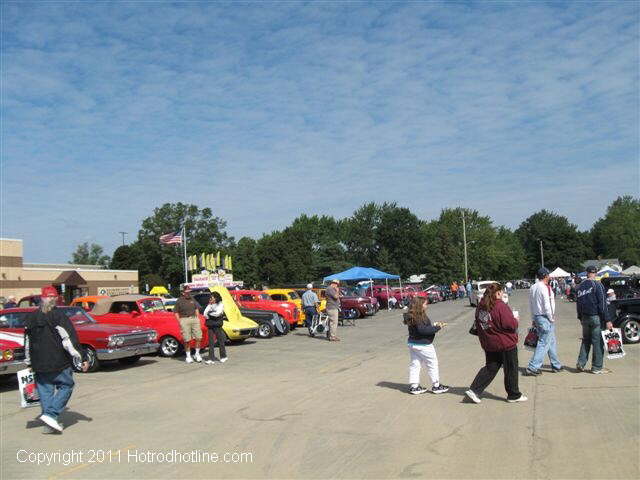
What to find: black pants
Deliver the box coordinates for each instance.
[207,327,227,360]
[469,347,521,400]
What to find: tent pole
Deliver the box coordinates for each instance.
[386,279,390,310]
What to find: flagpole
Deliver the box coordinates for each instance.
[182,225,188,285]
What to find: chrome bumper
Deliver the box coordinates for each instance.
[96,343,159,360]
[0,360,28,376]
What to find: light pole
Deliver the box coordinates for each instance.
[118,232,128,246]
[462,211,469,281]
[539,239,544,268]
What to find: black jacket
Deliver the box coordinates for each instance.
[577,279,608,322]
[24,308,84,373]
[404,313,440,345]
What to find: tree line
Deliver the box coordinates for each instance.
[70,196,640,292]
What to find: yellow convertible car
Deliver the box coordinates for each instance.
[191,286,258,341]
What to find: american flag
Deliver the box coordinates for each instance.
[159,229,183,245]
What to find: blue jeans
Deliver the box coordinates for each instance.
[303,306,317,328]
[528,316,562,370]
[577,315,604,371]
[35,367,75,420]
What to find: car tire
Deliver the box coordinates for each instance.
[280,316,290,335]
[257,321,275,339]
[118,355,141,365]
[159,336,182,357]
[621,318,640,344]
[75,346,99,373]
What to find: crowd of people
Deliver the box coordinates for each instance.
[402,264,617,401]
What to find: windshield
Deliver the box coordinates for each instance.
[140,299,165,312]
[62,307,96,324]
[287,292,300,300]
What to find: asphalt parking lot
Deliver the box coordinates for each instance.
[1,291,638,479]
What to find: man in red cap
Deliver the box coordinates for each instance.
[24,285,88,433]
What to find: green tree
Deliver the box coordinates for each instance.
[70,242,110,267]
[232,237,260,288]
[343,203,382,266]
[591,196,640,266]
[110,245,140,270]
[516,210,590,275]
[140,273,166,293]
[135,203,234,288]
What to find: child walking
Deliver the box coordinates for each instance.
[403,296,449,395]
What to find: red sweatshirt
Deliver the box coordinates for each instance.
[475,299,519,352]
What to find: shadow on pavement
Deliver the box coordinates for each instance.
[376,382,508,403]
[25,409,93,430]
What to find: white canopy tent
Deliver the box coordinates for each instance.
[549,267,571,278]
[597,265,618,275]
[622,265,640,275]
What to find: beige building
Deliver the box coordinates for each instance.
[0,238,138,304]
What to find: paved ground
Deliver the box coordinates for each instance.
[1,291,638,479]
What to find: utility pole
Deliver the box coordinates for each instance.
[118,232,128,246]
[539,239,544,268]
[462,211,469,281]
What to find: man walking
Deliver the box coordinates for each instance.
[301,283,320,335]
[525,268,563,375]
[576,265,612,374]
[325,279,341,341]
[174,287,203,363]
[24,286,89,433]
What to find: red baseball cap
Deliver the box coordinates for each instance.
[41,285,58,298]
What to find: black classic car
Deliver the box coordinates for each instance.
[610,297,640,344]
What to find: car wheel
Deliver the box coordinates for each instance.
[621,318,640,344]
[159,336,181,357]
[257,322,274,338]
[118,355,141,365]
[280,316,290,335]
[75,346,99,373]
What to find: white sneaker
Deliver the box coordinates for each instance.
[185,356,193,364]
[204,360,215,365]
[40,414,63,432]
[465,389,481,404]
[507,395,528,403]
[194,353,202,363]
[220,357,228,363]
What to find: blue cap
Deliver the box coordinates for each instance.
[537,267,550,278]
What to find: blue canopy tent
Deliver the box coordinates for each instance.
[323,267,401,310]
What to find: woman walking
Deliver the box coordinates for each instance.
[403,296,449,395]
[203,292,228,364]
[466,283,527,403]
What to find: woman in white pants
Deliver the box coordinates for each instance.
[403,297,449,395]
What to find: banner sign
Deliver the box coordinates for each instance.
[601,328,625,359]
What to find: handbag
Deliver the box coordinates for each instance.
[469,321,478,336]
[524,327,538,350]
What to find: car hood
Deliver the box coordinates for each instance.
[0,331,24,348]
[75,323,153,335]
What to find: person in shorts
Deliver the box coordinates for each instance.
[173,287,203,363]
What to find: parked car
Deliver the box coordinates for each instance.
[337,288,376,318]
[265,289,314,326]
[0,306,158,372]
[340,287,380,312]
[89,294,210,357]
[601,276,640,300]
[610,298,640,344]
[162,298,178,311]
[18,294,65,307]
[0,330,27,376]
[70,295,108,311]
[229,290,300,330]
[423,285,442,303]
[364,285,396,308]
[191,289,280,338]
[469,281,509,306]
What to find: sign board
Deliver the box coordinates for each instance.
[97,286,139,296]
[17,368,40,408]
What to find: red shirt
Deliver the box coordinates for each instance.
[475,299,519,352]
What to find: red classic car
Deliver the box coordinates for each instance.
[340,287,380,313]
[229,290,299,329]
[89,295,208,357]
[0,330,28,376]
[308,288,374,319]
[0,307,159,372]
[365,285,396,308]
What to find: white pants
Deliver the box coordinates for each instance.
[408,344,439,386]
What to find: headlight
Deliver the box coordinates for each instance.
[116,337,125,346]
[107,335,116,347]
[2,349,14,361]
[148,331,157,342]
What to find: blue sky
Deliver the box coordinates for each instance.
[1,1,638,263]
